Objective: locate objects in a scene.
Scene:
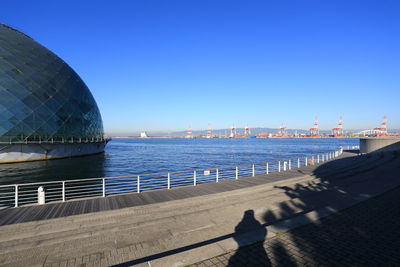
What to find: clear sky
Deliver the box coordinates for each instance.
[2,0,399,134]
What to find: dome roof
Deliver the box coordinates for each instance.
[0,24,104,142]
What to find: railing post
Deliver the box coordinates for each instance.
[322,154,324,162]
[278,161,281,172]
[317,154,319,163]
[15,185,18,208]
[194,170,197,186]
[312,155,314,165]
[62,181,66,201]
[252,164,255,177]
[266,162,269,174]
[216,168,219,182]
[289,160,291,170]
[137,176,140,193]
[305,157,308,166]
[167,172,170,189]
[235,166,238,179]
[102,178,105,197]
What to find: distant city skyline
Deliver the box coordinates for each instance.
[2,0,399,133]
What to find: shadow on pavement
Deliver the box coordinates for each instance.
[253,150,400,265]
[228,210,270,266]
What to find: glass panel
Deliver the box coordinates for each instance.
[0,24,104,142]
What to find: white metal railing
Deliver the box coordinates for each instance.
[0,146,359,208]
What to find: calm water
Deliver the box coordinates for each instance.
[0,138,359,185]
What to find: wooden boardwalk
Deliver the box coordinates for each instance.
[0,152,357,226]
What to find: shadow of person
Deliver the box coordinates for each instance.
[228,210,271,266]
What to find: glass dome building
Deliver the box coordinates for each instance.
[0,23,109,163]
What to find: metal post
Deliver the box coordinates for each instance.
[298,158,300,168]
[15,185,18,208]
[216,168,219,182]
[322,154,324,161]
[305,157,308,166]
[283,161,287,171]
[312,156,314,165]
[317,154,319,163]
[62,181,66,201]
[102,179,105,197]
[252,164,255,177]
[194,171,197,186]
[137,176,140,193]
[266,162,269,174]
[167,172,170,189]
[289,160,291,170]
[235,166,238,179]
[278,161,281,172]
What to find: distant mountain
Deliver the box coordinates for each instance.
[106,128,400,137]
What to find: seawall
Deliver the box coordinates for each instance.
[360,137,400,154]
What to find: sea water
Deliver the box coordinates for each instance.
[0,138,359,185]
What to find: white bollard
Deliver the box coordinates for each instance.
[236,166,238,179]
[38,186,45,205]
[283,161,287,171]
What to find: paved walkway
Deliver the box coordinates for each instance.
[193,184,400,266]
[0,151,399,266]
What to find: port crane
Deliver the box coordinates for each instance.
[309,116,319,138]
[332,116,344,137]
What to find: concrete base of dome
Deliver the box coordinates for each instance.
[0,141,109,163]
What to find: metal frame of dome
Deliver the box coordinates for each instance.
[0,23,109,163]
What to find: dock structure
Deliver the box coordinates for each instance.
[0,150,400,266]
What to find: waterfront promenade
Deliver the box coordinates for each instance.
[0,150,399,266]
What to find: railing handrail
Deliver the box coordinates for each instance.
[0,145,357,189]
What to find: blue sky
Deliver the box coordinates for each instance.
[2,0,399,134]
